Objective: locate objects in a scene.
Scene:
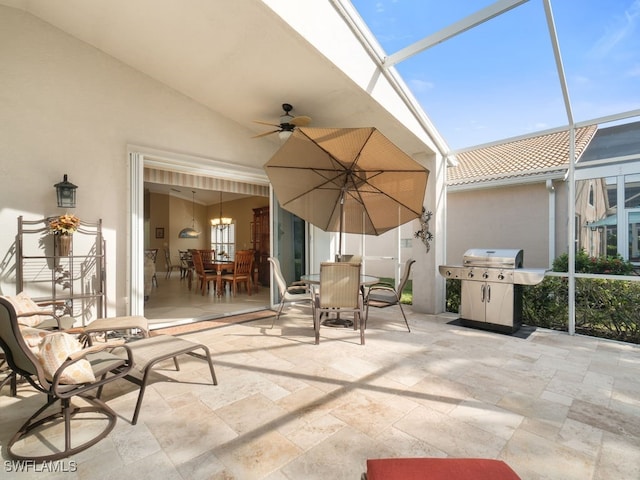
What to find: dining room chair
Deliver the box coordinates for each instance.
[267,257,313,327]
[192,250,218,296]
[144,249,159,287]
[198,249,216,267]
[364,258,415,332]
[314,261,364,345]
[178,250,191,279]
[163,248,179,279]
[221,250,254,296]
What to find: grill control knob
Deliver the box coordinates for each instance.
[467,271,474,278]
[482,271,489,279]
[498,273,505,280]
[446,270,452,277]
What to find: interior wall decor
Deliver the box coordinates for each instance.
[155,227,164,239]
[414,207,433,253]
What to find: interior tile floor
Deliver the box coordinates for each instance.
[2,300,640,479]
[143,271,272,330]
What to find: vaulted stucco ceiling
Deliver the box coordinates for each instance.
[0,0,439,174]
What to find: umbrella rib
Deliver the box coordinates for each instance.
[344,170,426,217]
[278,168,347,207]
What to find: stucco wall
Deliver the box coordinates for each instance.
[446,183,552,269]
[0,7,269,315]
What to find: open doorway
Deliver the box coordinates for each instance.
[142,183,271,328]
[128,147,272,326]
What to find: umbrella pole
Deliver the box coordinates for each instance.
[338,189,344,261]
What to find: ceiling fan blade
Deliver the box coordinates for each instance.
[290,115,312,126]
[252,129,279,138]
[253,120,280,127]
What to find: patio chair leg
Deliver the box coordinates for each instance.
[398,301,411,332]
[271,301,286,328]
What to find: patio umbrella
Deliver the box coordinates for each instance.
[264,127,429,258]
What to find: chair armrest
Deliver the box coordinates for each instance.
[368,282,395,290]
[53,343,134,397]
[286,285,310,294]
[17,310,69,330]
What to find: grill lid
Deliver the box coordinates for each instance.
[463,248,523,268]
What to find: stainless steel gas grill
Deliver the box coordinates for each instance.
[439,248,547,333]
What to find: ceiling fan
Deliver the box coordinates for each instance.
[252,103,311,139]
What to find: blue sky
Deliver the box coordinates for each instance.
[350,0,640,150]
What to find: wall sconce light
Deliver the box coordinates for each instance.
[54,174,77,208]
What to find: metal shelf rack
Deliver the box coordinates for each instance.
[16,216,106,325]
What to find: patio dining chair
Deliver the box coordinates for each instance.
[364,258,415,332]
[0,297,134,462]
[314,262,364,345]
[267,257,313,328]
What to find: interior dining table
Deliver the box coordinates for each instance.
[300,273,379,327]
[187,258,235,297]
[206,260,235,297]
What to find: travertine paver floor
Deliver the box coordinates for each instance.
[1,305,639,479]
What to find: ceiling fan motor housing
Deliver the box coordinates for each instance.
[280,103,294,127]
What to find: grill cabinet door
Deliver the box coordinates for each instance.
[460,280,486,322]
[484,282,514,327]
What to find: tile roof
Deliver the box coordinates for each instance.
[448,125,597,187]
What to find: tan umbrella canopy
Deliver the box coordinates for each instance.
[264,127,429,257]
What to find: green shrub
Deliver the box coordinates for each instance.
[552,249,634,275]
[522,277,640,344]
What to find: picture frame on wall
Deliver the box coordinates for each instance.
[155,227,164,239]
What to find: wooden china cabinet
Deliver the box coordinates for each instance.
[252,206,270,287]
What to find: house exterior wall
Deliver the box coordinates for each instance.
[446,182,553,269]
[0,7,269,315]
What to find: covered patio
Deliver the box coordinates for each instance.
[2,305,639,479]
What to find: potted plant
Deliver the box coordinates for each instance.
[49,213,80,256]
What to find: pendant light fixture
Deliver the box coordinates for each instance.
[210,191,233,229]
[178,190,200,238]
